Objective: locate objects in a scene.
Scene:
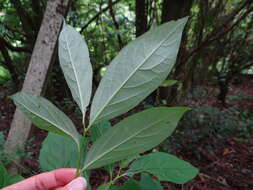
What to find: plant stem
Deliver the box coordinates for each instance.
[112,173,126,185]
[83,124,92,136]
[75,145,82,177]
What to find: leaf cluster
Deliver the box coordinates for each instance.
[11,17,198,189]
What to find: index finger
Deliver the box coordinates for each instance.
[3,168,76,190]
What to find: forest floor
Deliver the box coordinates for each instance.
[0,76,253,190]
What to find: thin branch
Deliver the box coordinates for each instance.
[184,0,253,63]
[10,0,35,36]
[80,0,122,33]
[0,36,31,53]
[108,0,124,49]
[0,21,27,37]
[0,38,18,85]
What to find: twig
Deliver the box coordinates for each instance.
[0,36,31,53]
[184,0,253,63]
[199,173,230,187]
[108,0,124,49]
[80,0,122,33]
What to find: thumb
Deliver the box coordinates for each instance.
[61,177,87,190]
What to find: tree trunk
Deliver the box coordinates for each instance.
[135,0,148,37]
[161,0,194,23]
[4,0,71,173]
[217,76,230,105]
[161,0,194,105]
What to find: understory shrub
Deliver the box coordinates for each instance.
[163,105,253,159]
[10,17,199,189]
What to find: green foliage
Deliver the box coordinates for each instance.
[0,66,11,84]
[137,174,163,190]
[39,133,79,171]
[160,79,178,87]
[83,107,189,170]
[89,17,188,125]
[11,17,198,188]
[11,92,81,148]
[0,132,31,167]
[228,92,253,100]
[89,121,111,142]
[98,175,163,190]
[164,105,253,159]
[58,23,93,118]
[0,162,24,188]
[126,152,198,184]
[0,133,6,162]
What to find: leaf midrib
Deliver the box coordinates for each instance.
[63,28,84,114]
[91,21,184,124]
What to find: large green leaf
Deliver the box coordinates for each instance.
[11,92,80,146]
[89,121,114,174]
[119,179,142,190]
[90,17,188,125]
[90,121,111,142]
[97,176,162,190]
[39,133,79,171]
[126,152,199,184]
[83,107,189,170]
[59,23,92,117]
[138,174,163,190]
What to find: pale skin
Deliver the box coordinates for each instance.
[2,168,86,190]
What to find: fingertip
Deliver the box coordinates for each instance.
[53,168,77,185]
[66,177,87,190]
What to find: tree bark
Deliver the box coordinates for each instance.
[160,0,194,105]
[4,0,71,173]
[161,0,193,23]
[135,0,148,36]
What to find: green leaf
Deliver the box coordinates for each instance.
[0,162,24,187]
[120,179,142,190]
[11,92,80,147]
[83,170,91,190]
[90,121,111,142]
[98,180,142,190]
[83,107,189,170]
[126,152,199,184]
[90,17,188,125]
[89,121,114,174]
[59,24,93,117]
[138,174,163,190]
[119,154,140,168]
[98,184,123,190]
[6,175,24,186]
[160,80,177,87]
[0,162,7,188]
[0,66,11,83]
[89,121,115,176]
[39,133,80,171]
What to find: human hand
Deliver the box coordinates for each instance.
[2,168,86,190]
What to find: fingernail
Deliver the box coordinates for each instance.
[67,177,87,190]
